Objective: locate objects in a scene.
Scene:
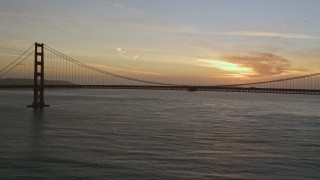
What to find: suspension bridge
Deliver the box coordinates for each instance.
[0,43,319,108]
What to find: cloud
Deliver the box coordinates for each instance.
[0,12,48,19]
[117,20,201,35]
[196,58,255,78]
[214,31,320,40]
[133,55,140,60]
[108,0,143,16]
[223,53,307,77]
[90,63,163,76]
[115,47,126,55]
[196,53,308,78]
[0,39,26,47]
[0,52,20,57]
[202,74,250,79]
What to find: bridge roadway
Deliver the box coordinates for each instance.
[0,85,320,95]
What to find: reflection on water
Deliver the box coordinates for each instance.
[0,89,320,179]
[28,109,45,158]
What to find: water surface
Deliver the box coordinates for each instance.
[0,89,319,179]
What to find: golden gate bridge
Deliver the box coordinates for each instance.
[0,43,319,108]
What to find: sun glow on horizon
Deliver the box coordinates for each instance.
[196,58,255,78]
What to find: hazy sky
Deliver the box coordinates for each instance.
[1,0,320,84]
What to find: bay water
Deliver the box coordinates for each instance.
[0,89,319,179]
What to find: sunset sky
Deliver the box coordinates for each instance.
[1,0,320,84]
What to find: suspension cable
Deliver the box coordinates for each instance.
[1,43,319,88]
[0,44,34,75]
[44,44,177,86]
[0,50,35,78]
[222,73,320,87]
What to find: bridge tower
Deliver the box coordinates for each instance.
[28,43,49,108]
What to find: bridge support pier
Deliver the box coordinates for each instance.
[28,43,49,108]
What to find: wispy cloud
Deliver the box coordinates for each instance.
[115,47,126,55]
[133,55,140,60]
[117,20,201,35]
[0,11,89,37]
[0,11,50,19]
[110,19,319,40]
[223,53,308,77]
[91,63,163,76]
[196,53,308,78]
[0,39,26,47]
[0,52,20,57]
[214,31,320,40]
[108,0,143,16]
[196,58,255,78]
[202,74,251,79]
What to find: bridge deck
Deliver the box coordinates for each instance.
[0,85,319,95]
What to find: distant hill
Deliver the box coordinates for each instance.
[0,78,75,85]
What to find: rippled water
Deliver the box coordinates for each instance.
[0,89,320,179]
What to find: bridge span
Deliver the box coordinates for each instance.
[1,85,319,95]
[0,43,320,108]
